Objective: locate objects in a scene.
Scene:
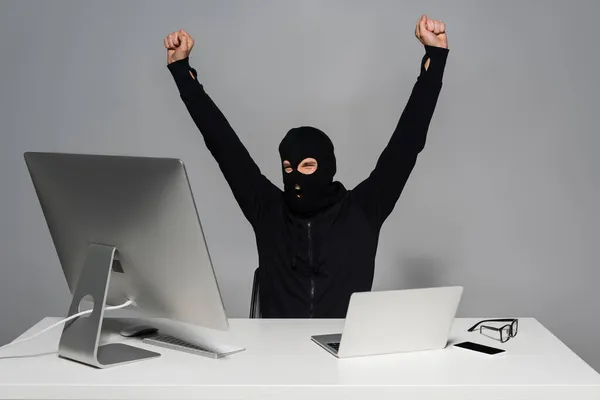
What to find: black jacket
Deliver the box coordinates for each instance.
[167,45,448,318]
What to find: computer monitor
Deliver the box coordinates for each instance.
[24,152,231,368]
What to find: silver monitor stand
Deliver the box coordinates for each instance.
[58,244,160,368]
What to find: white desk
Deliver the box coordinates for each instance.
[0,317,598,400]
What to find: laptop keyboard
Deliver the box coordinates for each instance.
[327,342,340,351]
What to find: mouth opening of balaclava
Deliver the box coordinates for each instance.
[279,126,345,216]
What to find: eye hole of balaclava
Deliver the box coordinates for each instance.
[283,158,318,175]
[278,126,337,215]
[283,158,319,198]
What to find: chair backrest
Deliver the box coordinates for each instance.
[249,267,261,318]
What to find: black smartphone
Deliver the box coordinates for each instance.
[454,341,505,355]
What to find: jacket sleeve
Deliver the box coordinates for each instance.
[352,45,449,229]
[167,57,277,226]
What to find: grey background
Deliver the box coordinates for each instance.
[1,0,598,370]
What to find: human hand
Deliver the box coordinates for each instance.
[164,30,195,64]
[415,15,447,49]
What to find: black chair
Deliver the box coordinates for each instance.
[249,268,261,318]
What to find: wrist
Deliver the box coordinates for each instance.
[168,54,190,65]
[168,56,190,68]
[424,44,449,53]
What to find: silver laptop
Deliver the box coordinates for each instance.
[311,286,463,358]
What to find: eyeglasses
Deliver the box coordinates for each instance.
[468,319,518,343]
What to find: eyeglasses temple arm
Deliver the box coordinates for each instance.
[467,319,517,332]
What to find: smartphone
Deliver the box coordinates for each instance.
[454,341,505,355]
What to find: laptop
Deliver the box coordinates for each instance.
[311,286,463,358]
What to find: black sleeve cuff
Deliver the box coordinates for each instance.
[419,45,449,83]
[167,57,199,93]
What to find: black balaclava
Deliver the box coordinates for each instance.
[279,126,345,216]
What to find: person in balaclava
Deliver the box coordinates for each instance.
[165,15,449,317]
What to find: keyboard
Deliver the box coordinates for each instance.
[142,334,222,358]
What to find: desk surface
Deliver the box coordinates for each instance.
[0,317,599,400]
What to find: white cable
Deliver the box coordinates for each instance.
[0,299,134,351]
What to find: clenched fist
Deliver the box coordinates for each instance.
[164,30,195,65]
[415,15,448,49]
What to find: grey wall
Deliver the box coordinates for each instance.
[1,0,598,370]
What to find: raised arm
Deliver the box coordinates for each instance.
[352,16,449,229]
[165,30,276,226]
